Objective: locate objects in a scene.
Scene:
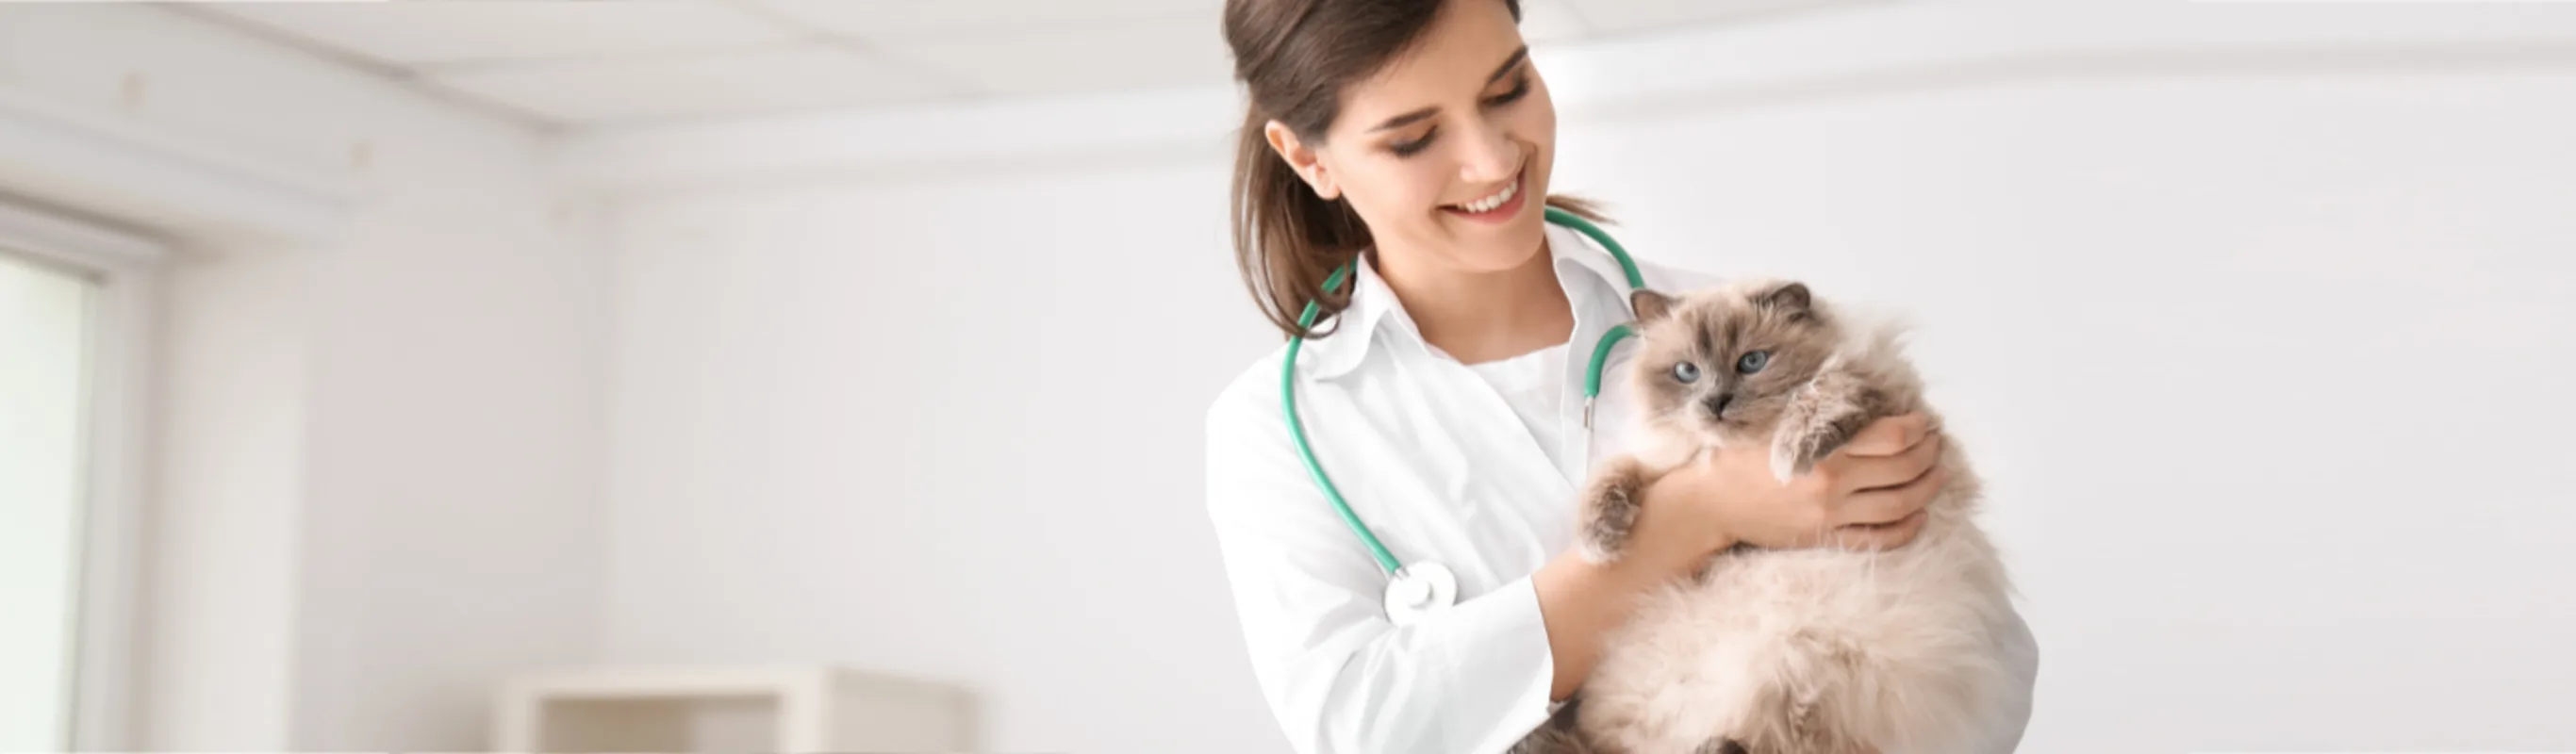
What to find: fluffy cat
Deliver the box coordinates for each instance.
[1511,279,2020,754]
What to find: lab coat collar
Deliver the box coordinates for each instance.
[1301,221,1636,381]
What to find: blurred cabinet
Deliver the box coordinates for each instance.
[493,665,974,752]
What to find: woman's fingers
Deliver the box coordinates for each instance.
[1835,462,1947,529]
[1835,412,1933,457]
[1827,428,1943,495]
[1812,440,1947,549]
[1831,504,1931,550]
[1844,466,1937,524]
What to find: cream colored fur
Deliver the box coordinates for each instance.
[1536,281,2021,754]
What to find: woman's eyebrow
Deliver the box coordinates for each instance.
[1365,45,1532,134]
[1485,46,1529,86]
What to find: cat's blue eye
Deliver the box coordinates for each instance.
[1671,361,1701,384]
[1737,351,1771,374]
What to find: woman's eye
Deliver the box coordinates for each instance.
[1485,75,1530,107]
[1737,351,1771,374]
[1389,129,1436,157]
[1672,361,1701,384]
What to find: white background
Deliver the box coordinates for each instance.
[2,3,2571,753]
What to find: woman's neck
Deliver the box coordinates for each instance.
[1374,237,1575,365]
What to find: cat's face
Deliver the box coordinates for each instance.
[1627,279,1840,446]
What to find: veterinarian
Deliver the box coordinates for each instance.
[1200,1,2039,752]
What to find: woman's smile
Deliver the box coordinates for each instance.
[1440,167,1525,222]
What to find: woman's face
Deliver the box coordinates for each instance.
[1271,0,1558,275]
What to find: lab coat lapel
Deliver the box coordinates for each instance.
[1376,287,1579,513]
[1549,223,1648,478]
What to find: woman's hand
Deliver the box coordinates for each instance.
[1531,413,1949,700]
[1653,412,1948,557]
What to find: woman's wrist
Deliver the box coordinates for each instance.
[1635,471,1738,578]
[1532,546,1658,699]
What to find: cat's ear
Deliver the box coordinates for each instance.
[1629,289,1676,323]
[1752,281,1812,318]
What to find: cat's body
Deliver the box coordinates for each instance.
[1513,280,2019,754]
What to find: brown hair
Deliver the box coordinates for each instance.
[1222,0,1606,339]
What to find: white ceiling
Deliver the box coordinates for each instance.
[177,0,1845,129]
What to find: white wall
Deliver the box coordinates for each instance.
[289,104,611,754]
[597,142,1276,751]
[139,246,312,750]
[0,5,610,750]
[583,4,2576,754]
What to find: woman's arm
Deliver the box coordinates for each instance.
[1206,385,1563,754]
[1529,472,1737,700]
[1531,545,1687,698]
[1205,374,1949,753]
[1534,413,1956,700]
[1975,604,2040,751]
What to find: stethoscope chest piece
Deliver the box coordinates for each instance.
[1382,562,1458,626]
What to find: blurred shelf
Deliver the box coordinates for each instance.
[492,664,975,753]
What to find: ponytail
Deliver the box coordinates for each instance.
[1230,107,1371,339]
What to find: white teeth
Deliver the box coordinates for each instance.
[1456,177,1518,213]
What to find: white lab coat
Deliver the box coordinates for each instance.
[1202,222,2038,754]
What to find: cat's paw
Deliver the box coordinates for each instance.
[1577,457,1654,564]
[1771,407,1874,483]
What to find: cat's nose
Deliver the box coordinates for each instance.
[1704,393,1735,417]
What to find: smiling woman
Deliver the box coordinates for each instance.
[1224,0,1603,358]
[1203,1,2031,753]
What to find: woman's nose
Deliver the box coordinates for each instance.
[1456,122,1518,183]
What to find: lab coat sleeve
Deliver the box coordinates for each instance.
[1202,375,1557,754]
[1974,602,2040,752]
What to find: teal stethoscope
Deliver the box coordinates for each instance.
[1282,205,1647,627]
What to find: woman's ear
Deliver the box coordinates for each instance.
[1264,121,1339,200]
